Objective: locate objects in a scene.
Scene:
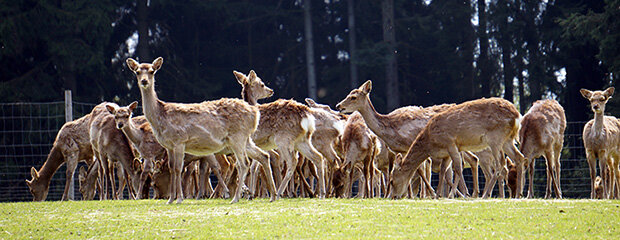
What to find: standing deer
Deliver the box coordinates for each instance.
[26,103,109,201]
[126,58,275,203]
[581,87,620,199]
[90,104,142,200]
[233,70,326,198]
[336,80,465,198]
[519,99,566,198]
[107,102,230,199]
[389,98,525,199]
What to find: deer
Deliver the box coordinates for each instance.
[89,103,142,200]
[581,87,620,199]
[594,176,605,199]
[304,98,346,195]
[340,112,376,198]
[336,80,474,198]
[106,102,230,199]
[127,58,276,203]
[518,99,566,198]
[26,103,110,201]
[233,70,326,198]
[389,97,525,199]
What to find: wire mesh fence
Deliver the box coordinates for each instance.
[0,97,595,202]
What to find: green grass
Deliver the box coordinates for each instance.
[1,198,619,239]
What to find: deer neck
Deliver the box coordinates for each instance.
[242,88,259,106]
[37,145,64,183]
[593,111,605,133]
[121,119,143,146]
[139,84,164,126]
[356,97,392,138]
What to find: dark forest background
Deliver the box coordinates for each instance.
[1,0,618,122]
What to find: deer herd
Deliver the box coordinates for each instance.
[25,57,619,203]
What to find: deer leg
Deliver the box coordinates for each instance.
[543,152,554,199]
[437,158,449,198]
[526,158,535,198]
[276,148,296,198]
[599,152,610,198]
[586,150,598,199]
[62,154,78,201]
[553,143,563,198]
[296,139,326,198]
[230,147,250,204]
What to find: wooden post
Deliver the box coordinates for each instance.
[64,90,74,200]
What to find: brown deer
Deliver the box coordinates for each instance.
[389,98,525,199]
[581,87,620,199]
[26,103,110,201]
[519,99,566,198]
[594,176,604,199]
[127,58,275,203]
[340,112,376,198]
[304,98,346,195]
[107,102,230,199]
[90,103,142,200]
[78,161,99,200]
[336,80,462,198]
[233,70,326,198]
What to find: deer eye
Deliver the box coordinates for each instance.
[350,96,357,100]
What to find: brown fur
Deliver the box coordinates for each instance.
[128,58,274,203]
[390,98,525,199]
[26,103,109,201]
[233,70,326,198]
[341,112,375,198]
[519,99,566,199]
[581,87,620,199]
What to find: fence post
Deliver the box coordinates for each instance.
[64,90,74,200]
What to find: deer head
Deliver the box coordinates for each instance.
[26,167,48,201]
[151,159,170,199]
[580,87,615,114]
[78,165,98,200]
[233,70,273,104]
[126,57,163,90]
[336,80,372,114]
[388,153,414,199]
[106,101,138,130]
[305,98,341,117]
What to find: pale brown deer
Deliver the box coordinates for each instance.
[127,58,275,203]
[581,87,620,199]
[336,80,459,198]
[519,99,566,198]
[340,112,376,198]
[389,98,525,199]
[233,70,326,198]
[26,103,110,201]
[107,102,230,199]
[90,104,142,200]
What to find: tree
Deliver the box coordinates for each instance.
[382,0,399,111]
[303,0,317,100]
[347,0,359,89]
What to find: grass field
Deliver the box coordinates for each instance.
[1,198,619,239]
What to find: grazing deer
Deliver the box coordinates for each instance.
[475,148,509,198]
[127,58,275,203]
[79,161,99,200]
[26,103,110,201]
[336,80,458,197]
[389,98,525,199]
[594,176,605,199]
[233,70,326,198]
[107,102,230,199]
[519,99,566,198]
[90,104,142,200]
[581,87,620,199]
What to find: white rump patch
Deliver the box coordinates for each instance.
[333,120,345,136]
[301,114,316,132]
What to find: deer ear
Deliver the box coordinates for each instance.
[233,70,247,85]
[126,58,139,72]
[305,98,317,107]
[248,70,258,82]
[134,158,143,171]
[604,87,615,98]
[105,104,116,115]
[128,101,138,112]
[580,89,593,100]
[79,166,87,182]
[25,179,32,186]
[152,57,164,71]
[360,80,372,94]
[30,167,39,180]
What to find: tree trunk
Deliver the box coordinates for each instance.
[347,0,358,89]
[477,0,491,97]
[137,0,150,61]
[382,0,399,110]
[500,0,513,102]
[303,0,317,100]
